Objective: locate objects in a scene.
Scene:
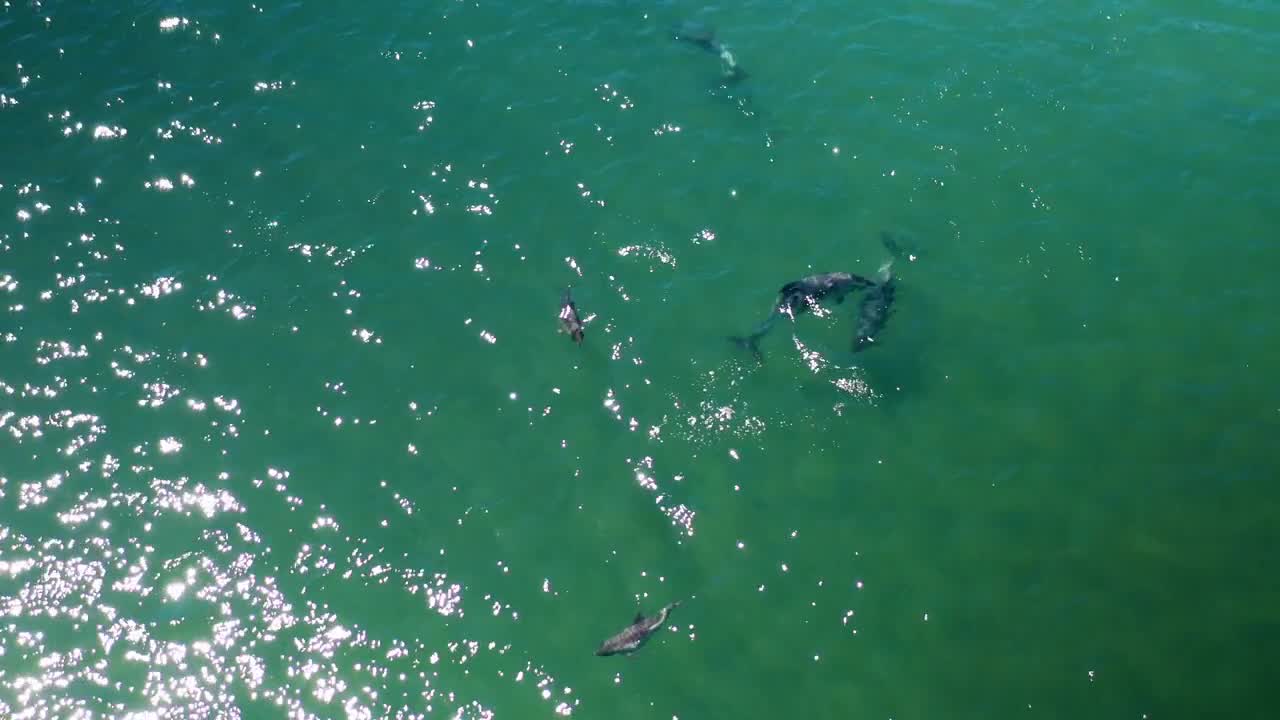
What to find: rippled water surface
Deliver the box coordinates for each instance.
[2,1,1278,718]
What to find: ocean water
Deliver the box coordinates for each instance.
[2,1,1278,718]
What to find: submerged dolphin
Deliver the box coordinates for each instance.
[595,601,680,656]
[852,232,910,352]
[852,261,895,352]
[729,272,875,359]
[673,21,747,85]
[558,287,585,344]
[673,20,718,53]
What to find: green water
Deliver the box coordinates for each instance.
[2,1,1278,718]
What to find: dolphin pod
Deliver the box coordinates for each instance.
[546,23,914,660]
[727,271,876,360]
[560,233,909,359]
[724,232,907,360]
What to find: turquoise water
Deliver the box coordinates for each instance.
[2,1,1278,718]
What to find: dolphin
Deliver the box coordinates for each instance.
[852,232,910,352]
[595,601,680,656]
[558,287,585,344]
[852,261,896,352]
[776,272,876,315]
[729,272,876,359]
[673,21,747,85]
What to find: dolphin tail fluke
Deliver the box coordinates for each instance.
[728,333,764,363]
[730,311,781,362]
[880,231,918,261]
[875,258,894,284]
[850,272,877,290]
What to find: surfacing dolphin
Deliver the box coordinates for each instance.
[729,272,875,360]
[558,287,585,345]
[595,601,680,657]
[672,20,747,85]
